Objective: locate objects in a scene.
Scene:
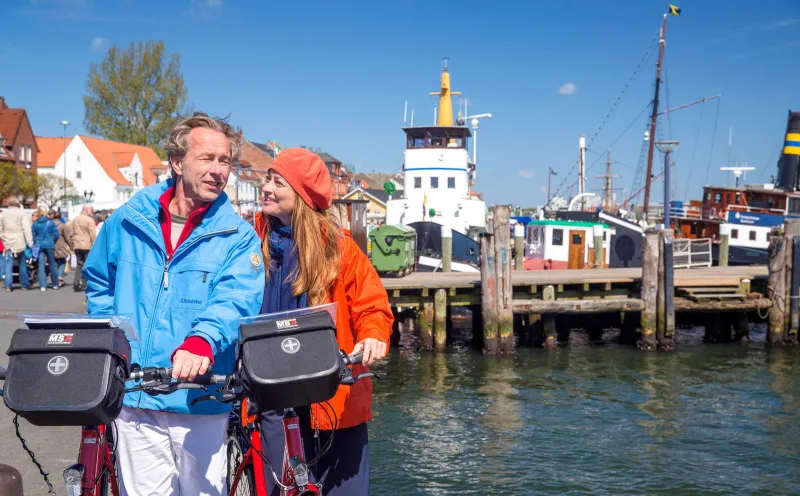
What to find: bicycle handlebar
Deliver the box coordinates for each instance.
[0,366,6,381]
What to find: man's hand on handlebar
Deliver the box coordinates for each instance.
[351,338,387,366]
[172,350,211,382]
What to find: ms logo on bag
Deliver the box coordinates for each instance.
[276,319,298,330]
[47,333,74,346]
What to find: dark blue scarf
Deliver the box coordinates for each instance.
[261,220,308,314]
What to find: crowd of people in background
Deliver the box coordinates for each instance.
[0,198,110,292]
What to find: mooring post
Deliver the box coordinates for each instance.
[662,229,676,350]
[719,233,729,267]
[514,223,525,271]
[639,230,659,351]
[493,206,514,352]
[0,464,23,496]
[419,301,434,351]
[656,230,666,345]
[480,224,499,354]
[786,219,800,346]
[441,225,452,273]
[433,289,447,352]
[768,235,787,346]
[593,224,604,269]
[543,285,557,349]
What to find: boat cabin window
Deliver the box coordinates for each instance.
[405,128,468,149]
[552,228,564,246]
[731,229,738,239]
[788,197,800,215]
[414,177,421,188]
[714,193,722,203]
[448,177,455,188]
[749,231,756,241]
[430,177,439,188]
[704,191,711,202]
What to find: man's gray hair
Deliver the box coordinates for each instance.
[6,197,21,208]
[163,113,243,179]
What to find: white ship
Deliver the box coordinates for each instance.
[385,60,488,272]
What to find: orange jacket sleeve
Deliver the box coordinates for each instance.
[339,236,393,346]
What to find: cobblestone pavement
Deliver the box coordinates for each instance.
[1,272,85,495]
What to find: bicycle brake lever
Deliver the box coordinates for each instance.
[176,383,208,392]
[190,394,219,406]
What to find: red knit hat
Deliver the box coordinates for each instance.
[268,148,332,211]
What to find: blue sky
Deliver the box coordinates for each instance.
[4,0,800,207]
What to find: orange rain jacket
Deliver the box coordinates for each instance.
[254,213,393,429]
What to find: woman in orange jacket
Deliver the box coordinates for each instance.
[254,147,393,496]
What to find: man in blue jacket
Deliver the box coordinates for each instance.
[83,114,265,495]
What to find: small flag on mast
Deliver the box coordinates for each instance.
[668,4,681,16]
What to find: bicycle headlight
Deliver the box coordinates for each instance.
[63,463,84,496]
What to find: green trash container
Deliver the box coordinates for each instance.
[368,225,417,276]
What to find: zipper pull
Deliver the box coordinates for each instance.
[164,257,170,290]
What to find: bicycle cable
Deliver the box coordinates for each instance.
[13,414,56,494]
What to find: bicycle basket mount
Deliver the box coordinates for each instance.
[239,310,340,411]
[3,326,131,426]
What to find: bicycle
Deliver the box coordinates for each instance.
[191,350,375,496]
[1,363,210,495]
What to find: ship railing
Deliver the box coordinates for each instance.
[673,237,713,269]
[726,205,785,215]
[671,205,703,219]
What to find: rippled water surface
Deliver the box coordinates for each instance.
[368,341,800,495]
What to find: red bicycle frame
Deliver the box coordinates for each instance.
[228,400,319,496]
[67,423,120,496]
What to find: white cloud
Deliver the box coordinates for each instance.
[518,169,535,180]
[90,37,108,51]
[558,82,578,95]
[539,185,548,194]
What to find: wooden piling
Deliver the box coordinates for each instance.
[441,225,452,273]
[543,285,557,349]
[593,225,603,269]
[433,289,447,352]
[662,229,676,350]
[480,226,499,354]
[719,233,729,267]
[514,223,525,271]
[768,235,788,346]
[419,302,434,351]
[656,230,666,346]
[734,312,750,343]
[786,219,800,346]
[639,231,659,351]
[493,206,515,352]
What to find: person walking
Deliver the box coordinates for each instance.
[254,147,393,496]
[53,210,71,287]
[32,207,60,291]
[69,204,96,291]
[0,197,33,292]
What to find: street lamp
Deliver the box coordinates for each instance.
[60,120,70,208]
[655,140,679,229]
[83,189,94,203]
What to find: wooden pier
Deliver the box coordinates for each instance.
[379,205,799,354]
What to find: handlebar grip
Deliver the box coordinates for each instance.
[345,352,363,366]
[0,366,6,380]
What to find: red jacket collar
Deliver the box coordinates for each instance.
[158,186,212,257]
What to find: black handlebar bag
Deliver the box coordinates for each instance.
[3,327,131,426]
[240,310,341,411]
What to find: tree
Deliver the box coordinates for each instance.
[83,41,187,159]
[0,162,38,207]
[36,174,78,210]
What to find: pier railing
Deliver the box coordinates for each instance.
[673,238,713,269]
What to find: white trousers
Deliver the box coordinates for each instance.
[114,406,229,496]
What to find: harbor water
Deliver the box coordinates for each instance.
[368,328,800,495]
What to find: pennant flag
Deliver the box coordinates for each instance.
[668,4,681,16]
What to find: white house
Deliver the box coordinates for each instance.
[36,135,167,216]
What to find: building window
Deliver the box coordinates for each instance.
[552,228,564,246]
[25,145,31,163]
[414,177,421,188]
[18,145,23,163]
[731,229,738,239]
[749,230,756,241]
[431,177,439,188]
[447,177,455,188]
[76,170,82,179]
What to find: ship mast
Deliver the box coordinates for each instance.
[430,58,461,126]
[643,14,668,217]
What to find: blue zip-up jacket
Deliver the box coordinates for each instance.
[83,180,265,415]
[32,217,58,249]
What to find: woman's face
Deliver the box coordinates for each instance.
[261,171,297,225]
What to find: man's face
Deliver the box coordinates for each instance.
[172,127,232,203]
